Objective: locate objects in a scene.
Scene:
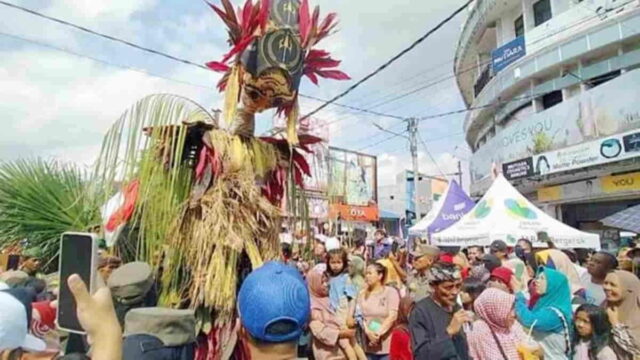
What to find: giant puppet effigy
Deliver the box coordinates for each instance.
[95,0,347,358]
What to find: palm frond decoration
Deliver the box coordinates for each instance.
[92,94,215,263]
[0,158,102,267]
[92,94,282,321]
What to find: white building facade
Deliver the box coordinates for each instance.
[456,0,640,244]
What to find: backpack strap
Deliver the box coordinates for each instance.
[485,323,509,360]
[548,306,571,356]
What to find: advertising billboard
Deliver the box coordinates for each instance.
[471,69,640,185]
[328,148,377,207]
[272,116,330,192]
[504,128,640,180]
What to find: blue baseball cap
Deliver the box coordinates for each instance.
[238,261,310,343]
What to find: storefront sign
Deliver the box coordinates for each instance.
[507,129,640,180]
[601,172,640,193]
[471,70,640,186]
[492,36,526,73]
[537,171,640,202]
[502,157,534,180]
[329,204,379,222]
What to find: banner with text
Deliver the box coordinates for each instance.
[472,69,640,185]
[504,128,640,180]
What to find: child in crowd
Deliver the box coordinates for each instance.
[573,304,617,360]
[461,277,487,314]
[326,249,367,360]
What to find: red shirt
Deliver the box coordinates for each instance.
[389,327,413,360]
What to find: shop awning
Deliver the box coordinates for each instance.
[601,204,640,234]
[380,210,402,219]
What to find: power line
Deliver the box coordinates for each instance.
[0,0,211,70]
[298,94,405,120]
[357,131,408,151]
[356,71,623,150]
[0,25,410,149]
[320,7,607,127]
[0,30,216,91]
[419,132,447,178]
[363,9,612,115]
[1,0,609,125]
[299,0,473,120]
[417,71,625,122]
[0,27,413,153]
[0,0,417,123]
[0,0,618,153]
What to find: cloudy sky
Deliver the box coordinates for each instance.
[0,0,473,187]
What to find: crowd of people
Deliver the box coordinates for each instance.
[291,229,640,360]
[1,230,640,360]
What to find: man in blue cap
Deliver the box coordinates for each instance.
[237,261,310,359]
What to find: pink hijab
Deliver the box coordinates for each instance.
[308,264,331,313]
[472,288,523,359]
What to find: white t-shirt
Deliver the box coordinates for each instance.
[585,279,607,305]
[574,264,590,287]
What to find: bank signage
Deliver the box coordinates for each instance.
[491,36,526,73]
[504,129,640,180]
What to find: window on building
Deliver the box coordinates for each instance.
[514,15,524,37]
[541,90,563,109]
[534,0,552,26]
[587,70,621,88]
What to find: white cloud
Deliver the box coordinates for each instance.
[377,150,469,189]
[0,0,472,178]
[0,48,217,165]
[46,0,156,21]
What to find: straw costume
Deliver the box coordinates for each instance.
[94,1,348,359]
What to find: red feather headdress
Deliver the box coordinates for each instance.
[205,0,349,105]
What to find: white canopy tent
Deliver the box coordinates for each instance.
[432,175,600,249]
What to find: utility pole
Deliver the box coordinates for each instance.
[408,118,420,222]
[371,119,428,224]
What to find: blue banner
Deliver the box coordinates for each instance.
[491,36,526,73]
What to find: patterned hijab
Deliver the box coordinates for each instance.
[473,288,520,359]
[605,270,640,342]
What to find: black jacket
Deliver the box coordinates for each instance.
[409,297,470,360]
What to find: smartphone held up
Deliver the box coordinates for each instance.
[57,232,98,334]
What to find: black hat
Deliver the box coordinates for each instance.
[490,240,507,253]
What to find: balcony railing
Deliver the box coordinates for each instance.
[455,0,498,72]
[473,65,493,97]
